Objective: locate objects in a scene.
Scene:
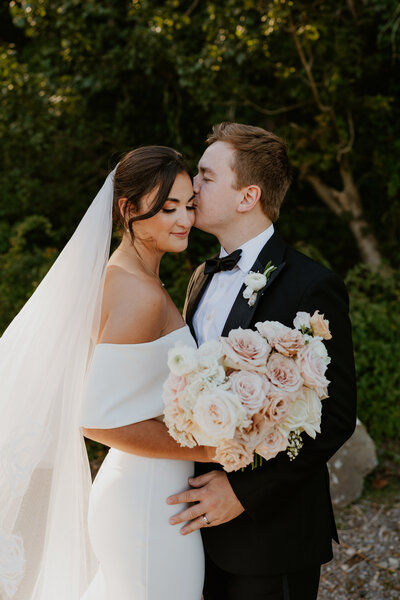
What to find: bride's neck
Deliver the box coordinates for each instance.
[115,234,163,278]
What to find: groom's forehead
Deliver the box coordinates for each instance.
[199,142,234,171]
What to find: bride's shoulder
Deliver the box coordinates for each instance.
[97,265,168,345]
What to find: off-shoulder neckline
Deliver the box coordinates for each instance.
[95,324,190,348]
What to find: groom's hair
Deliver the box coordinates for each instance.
[206,122,291,222]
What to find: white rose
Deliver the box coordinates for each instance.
[244,271,267,291]
[243,286,254,299]
[192,390,248,445]
[293,311,311,331]
[167,343,198,376]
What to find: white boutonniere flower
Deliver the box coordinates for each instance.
[243,261,277,307]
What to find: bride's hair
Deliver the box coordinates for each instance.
[112,146,192,239]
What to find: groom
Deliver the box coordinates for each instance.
[167,122,357,599]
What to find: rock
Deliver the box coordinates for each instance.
[328,419,378,508]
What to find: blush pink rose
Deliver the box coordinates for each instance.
[256,321,305,357]
[237,412,275,451]
[214,438,254,472]
[222,328,271,373]
[296,345,330,398]
[163,373,188,406]
[310,310,332,340]
[255,426,288,461]
[264,386,293,424]
[192,390,247,445]
[265,352,303,393]
[163,396,197,448]
[229,371,270,416]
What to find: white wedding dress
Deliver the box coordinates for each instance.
[80,324,204,600]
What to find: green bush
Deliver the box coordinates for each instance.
[346,264,400,441]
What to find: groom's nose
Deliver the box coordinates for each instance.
[193,174,200,194]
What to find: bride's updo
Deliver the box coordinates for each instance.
[112,146,192,239]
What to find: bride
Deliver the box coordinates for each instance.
[0,146,214,600]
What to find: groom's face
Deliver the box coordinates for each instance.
[193,141,243,235]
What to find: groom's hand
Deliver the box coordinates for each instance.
[166,470,244,535]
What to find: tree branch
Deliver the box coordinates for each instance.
[243,98,303,115]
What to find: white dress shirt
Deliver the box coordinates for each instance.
[193,225,274,346]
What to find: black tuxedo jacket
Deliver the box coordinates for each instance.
[183,231,357,576]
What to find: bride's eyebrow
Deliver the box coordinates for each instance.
[165,195,196,204]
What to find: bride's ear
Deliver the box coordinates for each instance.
[237,185,261,213]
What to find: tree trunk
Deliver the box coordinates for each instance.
[304,165,382,268]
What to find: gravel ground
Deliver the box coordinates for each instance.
[319,499,400,599]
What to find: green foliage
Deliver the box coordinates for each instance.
[346,265,400,441]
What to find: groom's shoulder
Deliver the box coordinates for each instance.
[283,239,344,289]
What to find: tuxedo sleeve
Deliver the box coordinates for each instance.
[226,271,357,522]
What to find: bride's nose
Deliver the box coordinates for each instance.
[176,208,193,229]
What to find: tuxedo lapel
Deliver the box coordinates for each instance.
[185,264,214,342]
[221,232,287,336]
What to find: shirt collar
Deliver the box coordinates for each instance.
[220,224,275,274]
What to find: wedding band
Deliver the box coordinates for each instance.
[202,514,210,526]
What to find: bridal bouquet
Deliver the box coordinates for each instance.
[163,311,332,472]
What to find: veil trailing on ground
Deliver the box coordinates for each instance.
[0,168,116,599]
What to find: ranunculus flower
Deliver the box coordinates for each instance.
[229,370,270,415]
[197,340,223,361]
[256,320,305,357]
[222,328,271,373]
[296,345,330,398]
[255,427,288,461]
[293,311,311,331]
[310,310,332,340]
[265,386,293,424]
[167,343,198,376]
[265,352,303,393]
[192,389,248,445]
[244,271,267,291]
[214,438,254,472]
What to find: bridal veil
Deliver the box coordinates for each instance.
[0,168,115,599]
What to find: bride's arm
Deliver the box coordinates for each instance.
[82,421,215,462]
[82,272,217,463]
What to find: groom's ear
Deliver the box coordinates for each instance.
[237,184,262,213]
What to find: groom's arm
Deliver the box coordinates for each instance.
[226,271,357,522]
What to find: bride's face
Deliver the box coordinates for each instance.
[131,172,196,253]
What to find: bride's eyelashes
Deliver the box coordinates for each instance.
[162,205,196,213]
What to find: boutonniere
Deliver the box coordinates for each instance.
[242,261,277,307]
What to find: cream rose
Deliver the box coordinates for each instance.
[255,427,288,461]
[192,389,247,445]
[167,343,198,376]
[265,352,303,393]
[256,321,305,357]
[222,328,271,373]
[164,397,197,448]
[229,370,270,415]
[214,438,254,472]
[296,345,330,398]
[279,395,309,434]
[302,388,322,438]
[310,310,332,340]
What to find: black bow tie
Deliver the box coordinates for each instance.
[204,249,242,275]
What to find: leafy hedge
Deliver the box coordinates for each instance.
[346,265,400,441]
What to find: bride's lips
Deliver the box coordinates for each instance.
[171,231,189,239]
